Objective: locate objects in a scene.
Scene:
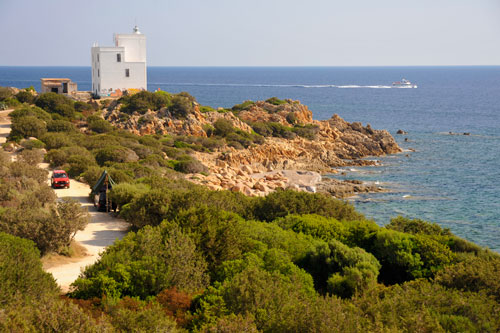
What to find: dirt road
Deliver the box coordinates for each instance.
[44,177,130,292]
[0,109,130,292]
[0,109,13,144]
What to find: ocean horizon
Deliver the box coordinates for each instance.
[1,65,499,251]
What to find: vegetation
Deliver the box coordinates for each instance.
[1,87,499,332]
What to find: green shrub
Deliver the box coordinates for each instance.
[265,97,287,105]
[387,216,450,236]
[169,92,196,119]
[372,229,455,284]
[81,165,104,186]
[0,198,89,254]
[35,92,74,114]
[0,87,13,101]
[435,255,500,301]
[353,279,500,332]
[15,90,35,104]
[286,112,298,125]
[21,139,45,150]
[88,117,113,133]
[120,90,171,114]
[0,232,59,305]
[10,116,47,139]
[9,105,51,122]
[53,104,76,118]
[254,190,363,222]
[66,154,98,177]
[213,119,235,137]
[18,149,44,165]
[47,119,77,133]
[231,100,255,112]
[293,124,320,140]
[71,223,209,299]
[109,182,150,208]
[74,101,95,113]
[39,132,74,149]
[174,157,208,174]
[94,146,139,166]
[199,105,216,113]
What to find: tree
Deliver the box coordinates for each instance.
[169,93,195,119]
[10,116,47,139]
[0,232,59,306]
[71,223,209,299]
[15,90,35,104]
[213,119,235,137]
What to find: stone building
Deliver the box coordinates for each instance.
[40,78,77,94]
[91,25,147,97]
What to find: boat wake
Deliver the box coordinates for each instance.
[151,82,414,89]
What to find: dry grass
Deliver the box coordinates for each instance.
[42,241,89,270]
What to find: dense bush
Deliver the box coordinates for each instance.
[9,105,51,122]
[231,100,255,112]
[353,279,500,332]
[265,97,287,105]
[254,190,364,222]
[174,156,208,174]
[109,182,150,208]
[0,87,13,101]
[10,115,47,139]
[39,132,74,149]
[94,146,139,166]
[169,92,196,118]
[71,223,209,299]
[15,90,35,104]
[435,255,500,301]
[87,115,113,133]
[35,92,74,115]
[120,90,171,114]
[0,232,59,305]
[47,119,77,133]
[0,198,89,254]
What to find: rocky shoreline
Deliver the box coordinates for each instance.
[104,98,401,198]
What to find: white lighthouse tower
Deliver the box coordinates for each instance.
[91,26,147,96]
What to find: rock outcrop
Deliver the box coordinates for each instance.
[103,98,401,197]
[104,104,252,137]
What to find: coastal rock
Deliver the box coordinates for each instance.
[108,98,402,197]
[238,100,313,126]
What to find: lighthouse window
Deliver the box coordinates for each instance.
[125,68,130,77]
[117,53,121,62]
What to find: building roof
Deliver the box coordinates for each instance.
[41,78,73,82]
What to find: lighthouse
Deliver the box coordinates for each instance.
[91,26,147,96]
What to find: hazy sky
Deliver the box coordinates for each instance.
[1,0,500,66]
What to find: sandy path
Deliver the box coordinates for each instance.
[0,109,13,144]
[0,109,130,292]
[45,177,130,292]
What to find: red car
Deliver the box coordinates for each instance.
[51,170,70,189]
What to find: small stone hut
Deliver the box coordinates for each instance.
[40,78,77,95]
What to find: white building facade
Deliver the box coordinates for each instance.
[91,26,147,96]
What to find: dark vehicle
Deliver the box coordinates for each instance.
[94,191,117,212]
[51,170,70,189]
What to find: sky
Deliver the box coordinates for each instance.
[1,0,500,66]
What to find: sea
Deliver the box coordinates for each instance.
[1,66,499,251]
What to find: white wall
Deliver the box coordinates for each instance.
[91,30,147,96]
[115,34,146,63]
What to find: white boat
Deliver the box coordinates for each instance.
[392,78,417,88]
